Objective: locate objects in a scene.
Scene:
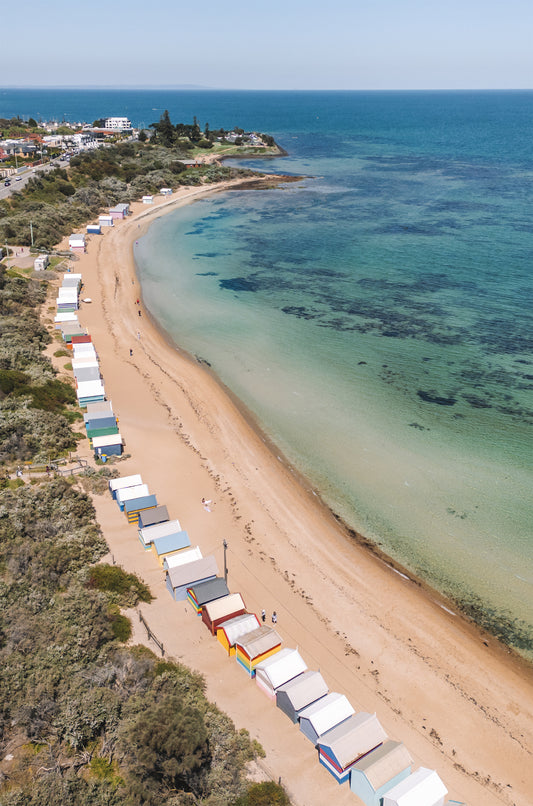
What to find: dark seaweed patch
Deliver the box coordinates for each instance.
[196,272,219,277]
[219,277,259,292]
[417,390,457,406]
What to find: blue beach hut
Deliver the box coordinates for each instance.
[349,740,413,806]
[151,530,191,566]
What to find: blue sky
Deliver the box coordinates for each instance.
[2,0,532,89]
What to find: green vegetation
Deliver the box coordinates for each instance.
[0,253,290,805]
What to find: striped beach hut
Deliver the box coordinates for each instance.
[151,530,191,566]
[299,692,355,744]
[202,593,246,635]
[116,484,150,510]
[124,493,158,524]
[255,647,307,700]
[92,433,123,458]
[317,712,388,784]
[382,767,448,806]
[216,612,260,656]
[76,380,105,408]
[234,625,282,677]
[163,546,202,571]
[138,518,182,550]
[187,577,229,615]
[165,556,218,601]
[138,505,169,528]
[108,473,142,499]
[349,740,413,806]
[276,670,329,723]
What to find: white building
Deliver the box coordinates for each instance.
[104,117,132,130]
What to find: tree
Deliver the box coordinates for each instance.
[157,110,174,148]
[138,129,147,142]
[27,117,38,129]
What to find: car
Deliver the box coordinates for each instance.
[15,176,22,181]
[4,180,10,187]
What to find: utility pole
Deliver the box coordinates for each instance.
[223,539,228,584]
[30,221,34,247]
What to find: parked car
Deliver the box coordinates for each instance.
[15,176,22,181]
[4,180,11,186]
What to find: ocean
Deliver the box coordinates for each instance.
[3,88,532,656]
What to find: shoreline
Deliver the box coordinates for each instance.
[52,180,533,806]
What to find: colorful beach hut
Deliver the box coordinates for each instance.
[165,556,218,601]
[381,767,448,806]
[151,530,191,566]
[276,670,329,723]
[124,493,157,524]
[108,474,142,499]
[234,625,282,677]
[86,419,119,441]
[87,223,101,234]
[138,518,182,550]
[187,577,230,615]
[138,505,169,528]
[68,233,86,253]
[92,433,123,458]
[116,484,150,510]
[317,712,388,784]
[299,692,355,744]
[349,740,413,806]
[202,593,246,635]
[255,648,308,700]
[76,379,105,408]
[109,203,130,219]
[216,612,260,656]
[163,546,202,571]
[98,214,113,227]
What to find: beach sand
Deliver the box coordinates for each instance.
[48,182,533,806]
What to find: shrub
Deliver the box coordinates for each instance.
[87,563,153,606]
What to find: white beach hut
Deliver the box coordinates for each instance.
[276,670,329,723]
[299,692,355,744]
[142,195,154,204]
[254,647,308,700]
[163,546,203,571]
[381,767,448,806]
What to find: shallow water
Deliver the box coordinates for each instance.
[132,92,533,656]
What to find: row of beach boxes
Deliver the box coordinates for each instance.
[72,194,172,244]
[56,272,82,312]
[108,474,457,806]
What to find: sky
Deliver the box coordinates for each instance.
[2,0,532,90]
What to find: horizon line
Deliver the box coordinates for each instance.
[2,86,533,92]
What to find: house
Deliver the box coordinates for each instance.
[202,593,246,635]
[92,433,123,458]
[104,117,132,130]
[234,625,282,676]
[124,494,158,524]
[381,767,448,806]
[317,712,388,784]
[108,474,143,498]
[138,505,169,528]
[163,546,203,571]
[187,577,230,615]
[276,670,329,723]
[349,740,413,805]
[151,530,191,566]
[165,556,218,601]
[138,518,182,550]
[34,254,49,271]
[299,692,355,744]
[216,612,260,656]
[68,234,86,253]
[255,647,308,700]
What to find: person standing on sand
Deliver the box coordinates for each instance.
[129,349,133,356]
[261,609,266,623]
[272,611,277,625]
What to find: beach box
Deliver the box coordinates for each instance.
[142,195,154,204]
[163,546,202,572]
[276,670,329,723]
[202,592,246,635]
[160,187,172,195]
[116,484,149,509]
[76,380,105,408]
[86,400,113,416]
[109,474,143,498]
[299,692,355,744]
[216,612,260,656]
[151,530,191,566]
[381,767,447,806]
[165,556,218,601]
[317,712,388,785]
[138,518,182,550]
[71,334,92,345]
[234,625,282,677]
[92,433,123,458]
[254,647,307,700]
[98,214,113,227]
[87,224,101,234]
[349,740,413,804]
[124,494,158,524]
[83,409,114,426]
[75,366,101,384]
[187,577,229,615]
[138,505,169,529]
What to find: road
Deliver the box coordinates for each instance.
[0,159,65,201]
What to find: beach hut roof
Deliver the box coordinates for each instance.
[124,494,157,513]
[318,712,387,770]
[352,740,413,791]
[163,546,202,570]
[236,625,282,657]
[167,556,218,589]
[83,408,113,424]
[76,380,105,397]
[255,647,307,690]
[276,669,329,712]
[116,483,149,503]
[139,518,182,543]
[152,530,191,556]
[54,312,78,323]
[217,613,260,644]
[382,767,447,806]
[109,474,143,493]
[299,692,355,737]
[92,434,122,449]
[188,577,229,606]
[203,593,245,622]
[138,505,169,528]
[86,400,113,415]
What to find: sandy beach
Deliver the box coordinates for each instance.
[47,181,533,806]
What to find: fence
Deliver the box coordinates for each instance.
[138,610,165,657]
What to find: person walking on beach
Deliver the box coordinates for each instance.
[129,348,133,356]
[272,611,277,625]
[261,609,266,623]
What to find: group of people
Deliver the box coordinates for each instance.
[261,609,277,625]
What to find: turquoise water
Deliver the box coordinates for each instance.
[133,92,533,656]
[4,88,530,653]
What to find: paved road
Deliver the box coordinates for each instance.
[0,159,63,201]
